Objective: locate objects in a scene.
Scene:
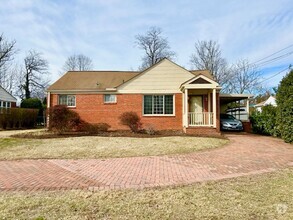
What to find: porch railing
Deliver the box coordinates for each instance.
[188,112,213,126]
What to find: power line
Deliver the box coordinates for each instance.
[259,65,291,84]
[229,44,293,73]
[251,44,293,65]
[255,51,293,68]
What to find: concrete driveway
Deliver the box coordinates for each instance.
[0,133,292,191]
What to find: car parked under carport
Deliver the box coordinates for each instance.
[220,113,243,131]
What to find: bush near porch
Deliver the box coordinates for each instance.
[250,70,293,143]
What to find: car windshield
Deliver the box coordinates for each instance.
[221,114,235,120]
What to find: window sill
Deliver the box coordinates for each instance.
[104,102,117,105]
[143,114,175,117]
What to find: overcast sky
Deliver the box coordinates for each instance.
[1,0,292,89]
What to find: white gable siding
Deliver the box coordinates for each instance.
[264,96,277,106]
[117,59,194,93]
[0,86,17,102]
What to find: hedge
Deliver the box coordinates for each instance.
[250,105,280,136]
[276,70,293,143]
[250,70,293,143]
[0,108,39,129]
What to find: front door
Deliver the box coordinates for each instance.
[189,96,203,124]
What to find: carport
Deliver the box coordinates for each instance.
[219,94,253,132]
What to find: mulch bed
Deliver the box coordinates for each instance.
[11,130,226,139]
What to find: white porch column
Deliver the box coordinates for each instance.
[213,88,217,128]
[246,98,250,120]
[184,89,188,127]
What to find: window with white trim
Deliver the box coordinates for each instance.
[104,94,116,103]
[0,101,12,114]
[58,95,76,107]
[0,101,11,108]
[143,95,174,115]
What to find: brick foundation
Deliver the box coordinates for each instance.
[184,127,221,136]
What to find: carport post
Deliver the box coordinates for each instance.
[184,88,188,127]
[213,88,216,128]
[246,98,250,117]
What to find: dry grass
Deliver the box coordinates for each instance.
[0,135,228,160]
[0,168,292,219]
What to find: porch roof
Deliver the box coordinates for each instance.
[180,74,221,91]
[220,93,253,104]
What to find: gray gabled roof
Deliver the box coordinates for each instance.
[0,85,17,102]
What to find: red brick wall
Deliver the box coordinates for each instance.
[11,102,17,108]
[242,121,252,133]
[49,93,183,130]
[184,127,221,136]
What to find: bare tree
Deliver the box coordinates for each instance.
[19,50,49,99]
[0,63,19,95]
[229,59,262,94]
[0,34,18,93]
[135,27,176,70]
[190,40,231,85]
[0,33,17,69]
[63,54,93,72]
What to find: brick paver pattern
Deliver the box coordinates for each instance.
[0,134,292,191]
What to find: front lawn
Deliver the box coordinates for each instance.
[0,168,292,219]
[0,135,228,160]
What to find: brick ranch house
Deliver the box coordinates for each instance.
[47,58,252,135]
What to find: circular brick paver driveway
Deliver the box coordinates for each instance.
[0,133,292,191]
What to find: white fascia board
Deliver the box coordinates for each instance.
[116,89,182,94]
[183,84,218,89]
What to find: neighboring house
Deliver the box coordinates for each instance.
[255,96,277,112]
[47,58,252,134]
[0,85,17,109]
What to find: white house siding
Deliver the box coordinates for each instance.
[264,96,277,106]
[0,86,17,102]
[117,59,195,94]
[255,96,277,112]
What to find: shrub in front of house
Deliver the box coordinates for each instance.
[250,105,280,136]
[49,105,111,134]
[0,108,38,129]
[119,111,142,133]
[48,105,83,134]
[276,70,293,143]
